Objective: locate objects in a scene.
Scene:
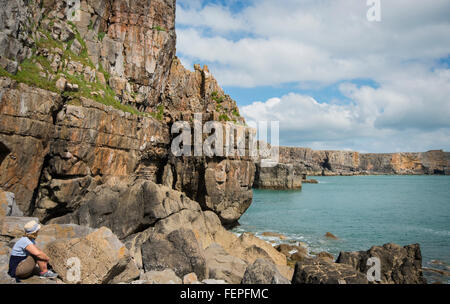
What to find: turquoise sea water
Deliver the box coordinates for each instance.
[233,176,450,283]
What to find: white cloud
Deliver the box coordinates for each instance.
[176,0,450,152]
[176,0,450,87]
[242,69,450,152]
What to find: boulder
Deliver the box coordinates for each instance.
[275,243,307,258]
[336,243,427,284]
[241,259,291,284]
[317,252,335,262]
[291,251,309,262]
[35,224,94,249]
[51,179,203,240]
[276,264,295,281]
[183,272,199,284]
[204,243,247,284]
[140,269,182,284]
[141,228,207,281]
[0,216,39,238]
[109,259,140,284]
[123,204,240,271]
[292,258,368,284]
[324,232,338,240]
[228,233,287,267]
[45,227,133,284]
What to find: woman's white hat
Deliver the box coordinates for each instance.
[24,220,41,234]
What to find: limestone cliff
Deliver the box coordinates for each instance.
[0,0,254,229]
[279,147,450,176]
[253,163,302,190]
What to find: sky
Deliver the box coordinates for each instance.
[175,0,450,153]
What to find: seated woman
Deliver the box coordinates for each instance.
[8,220,58,281]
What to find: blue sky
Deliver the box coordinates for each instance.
[175,0,450,152]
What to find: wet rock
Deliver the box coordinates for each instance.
[325,232,338,240]
[302,179,319,184]
[275,244,307,258]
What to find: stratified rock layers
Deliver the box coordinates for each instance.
[254,163,302,190]
[279,147,450,176]
[0,0,254,227]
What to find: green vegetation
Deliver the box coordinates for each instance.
[97,62,111,84]
[98,32,106,42]
[152,26,167,32]
[150,104,165,121]
[211,91,224,103]
[0,57,58,93]
[219,114,230,122]
[88,20,94,30]
[232,109,240,117]
[62,72,143,115]
[0,20,146,116]
[35,30,65,50]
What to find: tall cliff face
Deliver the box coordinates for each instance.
[0,0,254,230]
[279,147,450,176]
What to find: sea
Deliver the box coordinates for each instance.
[232,175,450,283]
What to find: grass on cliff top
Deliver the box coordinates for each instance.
[1,20,149,117]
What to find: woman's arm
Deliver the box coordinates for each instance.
[25,244,50,261]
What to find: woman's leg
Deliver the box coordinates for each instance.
[36,259,48,274]
[15,256,36,279]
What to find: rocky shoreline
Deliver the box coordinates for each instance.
[253,147,449,190]
[279,146,450,176]
[0,191,431,284]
